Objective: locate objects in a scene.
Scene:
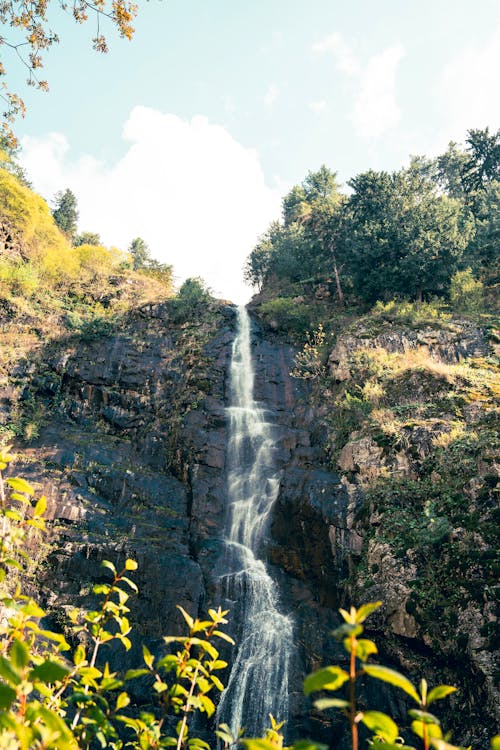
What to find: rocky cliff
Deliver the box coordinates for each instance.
[1,298,497,748]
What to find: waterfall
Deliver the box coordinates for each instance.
[216,305,293,739]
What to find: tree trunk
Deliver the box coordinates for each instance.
[333,255,345,305]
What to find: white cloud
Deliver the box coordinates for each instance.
[309,100,327,114]
[436,24,500,140]
[351,44,405,138]
[264,83,278,108]
[20,107,282,304]
[312,33,405,139]
[312,32,360,75]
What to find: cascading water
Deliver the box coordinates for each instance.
[216,305,293,738]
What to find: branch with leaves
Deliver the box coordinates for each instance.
[0,0,139,145]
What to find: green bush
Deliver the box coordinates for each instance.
[169,277,212,323]
[450,268,484,312]
[260,297,311,335]
[0,259,40,296]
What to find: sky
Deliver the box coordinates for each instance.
[5,0,500,303]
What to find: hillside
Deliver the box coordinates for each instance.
[0,149,498,749]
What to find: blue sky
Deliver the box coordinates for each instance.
[8,0,500,301]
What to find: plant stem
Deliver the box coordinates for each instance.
[176,662,199,750]
[349,634,358,750]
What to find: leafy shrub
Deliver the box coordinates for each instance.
[74,243,124,279]
[260,297,311,335]
[450,268,484,312]
[170,277,212,323]
[0,259,39,296]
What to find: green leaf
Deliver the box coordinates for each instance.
[411,721,443,740]
[33,495,47,517]
[211,659,228,670]
[210,674,224,691]
[188,739,211,750]
[0,683,16,709]
[339,606,356,624]
[331,623,363,640]
[304,666,349,695]
[118,634,132,650]
[125,558,138,571]
[314,698,349,710]
[190,637,218,660]
[143,644,154,669]
[292,741,329,750]
[0,656,21,686]
[352,638,378,662]
[355,602,383,623]
[427,685,458,705]
[199,694,215,717]
[124,668,150,680]
[73,644,86,666]
[30,659,70,683]
[363,664,420,703]
[408,709,441,725]
[212,629,235,644]
[361,711,399,743]
[101,560,117,575]
[430,740,467,750]
[20,601,45,618]
[242,740,280,750]
[120,575,139,593]
[215,727,235,745]
[177,605,194,629]
[10,638,29,669]
[116,691,130,710]
[7,476,34,495]
[93,583,112,595]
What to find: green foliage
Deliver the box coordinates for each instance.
[246,130,498,307]
[128,237,151,270]
[0,259,40,296]
[0,168,77,282]
[52,189,79,240]
[449,269,483,312]
[290,325,326,380]
[0,450,495,750]
[170,278,213,323]
[345,167,474,303]
[74,231,101,247]
[0,449,233,750]
[259,297,312,336]
[305,602,463,750]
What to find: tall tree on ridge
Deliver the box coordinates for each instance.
[52,189,79,241]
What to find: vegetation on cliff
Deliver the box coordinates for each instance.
[0,452,475,750]
[247,131,499,746]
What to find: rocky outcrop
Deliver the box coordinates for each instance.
[329,321,489,381]
[2,302,497,748]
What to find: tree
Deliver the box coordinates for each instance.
[0,1,139,144]
[74,230,101,247]
[435,141,468,199]
[52,188,79,239]
[128,236,152,270]
[344,166,474,302]
[461,127,500,196]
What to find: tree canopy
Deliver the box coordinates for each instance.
[245,130,498,306]
[52,188,79,241]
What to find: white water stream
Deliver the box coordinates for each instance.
[216,305,293,738]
